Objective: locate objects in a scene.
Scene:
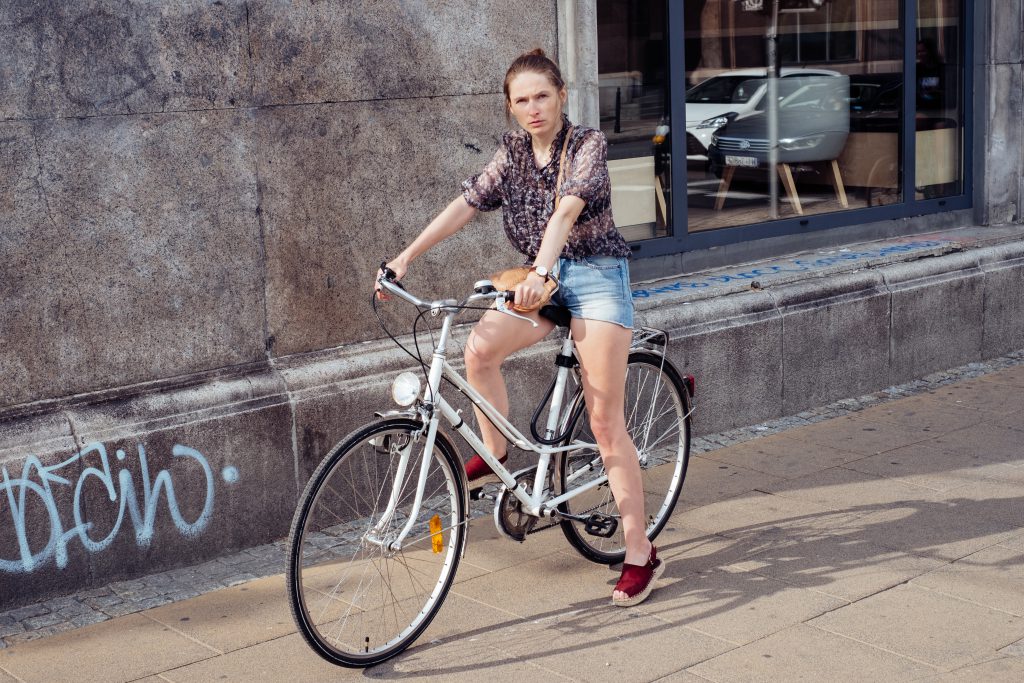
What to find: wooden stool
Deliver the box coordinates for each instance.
[715,159,848,215]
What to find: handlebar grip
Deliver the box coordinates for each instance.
[378,262,406,290]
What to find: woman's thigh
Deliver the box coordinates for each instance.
[466,309,555,363]
[570,317,632,425]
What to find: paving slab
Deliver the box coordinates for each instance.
[675,457,785,507]
[364,593,531,677]
[638,566,846,646]
[495,608,734,682]
[911,545,1024,616]
[678,490,855,541]
[809,584,1024,670]
[781,415,937,455]
[739,536,945,602]
[0,613,217,683]
[762,465,943,516]
[143,575,293,654]
[654,671,716,682]
[696,433,862,480]
[929,423,1024,466]
[459,517,569,573]
[919,656,1024,682]
[979,364,1024,388]
[452,550,615,619]
[927,377,1024,415]
[687,623,936,682]
[851,395,986,434]
[845,441,1017,492]
[162,630,569,682]
[847,501,1020,562]
[989,408,1024,432]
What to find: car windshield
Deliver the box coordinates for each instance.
[777,78,848,112]
[686,76,765,104]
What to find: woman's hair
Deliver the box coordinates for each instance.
[503,48,565,105]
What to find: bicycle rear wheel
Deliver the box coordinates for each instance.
[557,351,691,565]
[287,418,466,668]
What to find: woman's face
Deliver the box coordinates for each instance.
[507,70,567,139]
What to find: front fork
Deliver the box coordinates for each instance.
[367,316,453,551]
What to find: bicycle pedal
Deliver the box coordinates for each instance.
[584,513,618,538]
[469,486,496,502]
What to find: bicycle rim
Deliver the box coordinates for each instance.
[287,419,466,667]
[558,351,691,564]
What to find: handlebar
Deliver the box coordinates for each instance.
[376,269,512,311]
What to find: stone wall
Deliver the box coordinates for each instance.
[0,0,555,607]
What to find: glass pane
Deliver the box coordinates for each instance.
[596,0,672,242]
[683,0,904,232]
[915,0,963,199]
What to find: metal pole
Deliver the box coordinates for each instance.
[766,0,780,219]
[615,86,622,133]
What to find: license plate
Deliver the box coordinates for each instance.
[725,155,759,168]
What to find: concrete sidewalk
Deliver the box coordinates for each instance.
[2,365,1024,682]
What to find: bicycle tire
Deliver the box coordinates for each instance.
[557,350,691,565]
[287,418,467,668]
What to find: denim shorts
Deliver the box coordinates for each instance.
[549,256,634,329]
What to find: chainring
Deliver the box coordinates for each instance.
[493,466,548,542]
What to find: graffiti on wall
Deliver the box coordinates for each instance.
[1,442,238,573]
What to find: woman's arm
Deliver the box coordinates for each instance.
[514,195,585,309]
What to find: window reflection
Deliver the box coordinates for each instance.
[915,1,963,199]
[596,0,671,242]
[684,0,907,231]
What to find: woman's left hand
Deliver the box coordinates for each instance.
[514,272,547,310]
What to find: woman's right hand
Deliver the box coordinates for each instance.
[375,258,409,300]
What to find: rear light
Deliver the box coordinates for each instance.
[683,374,695,396]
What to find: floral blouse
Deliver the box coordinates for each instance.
[461,116,632,260]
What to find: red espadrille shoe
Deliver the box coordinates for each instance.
[612,545,664,607]
[464,452,507,485]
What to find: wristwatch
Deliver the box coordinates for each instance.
[529,265,550,281]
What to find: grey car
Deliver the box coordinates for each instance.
[708,75,850,175]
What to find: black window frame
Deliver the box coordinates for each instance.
[629,0,974,260]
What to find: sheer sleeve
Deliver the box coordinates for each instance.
[558,130,609,207]
[461,140,509,212]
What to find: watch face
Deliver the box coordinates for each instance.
[534,266,549,277]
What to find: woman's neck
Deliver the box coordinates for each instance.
[530,118,565,163]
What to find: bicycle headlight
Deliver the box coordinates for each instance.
[391,372,422,407]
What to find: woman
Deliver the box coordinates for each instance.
[376,49,662,606]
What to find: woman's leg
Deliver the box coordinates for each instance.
[569,318,652,597]
[465,309,554,461]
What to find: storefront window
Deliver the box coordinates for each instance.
[684,0,904,231]
[915,0,963,199]
[596,0,672,242]
[594,1,967,246]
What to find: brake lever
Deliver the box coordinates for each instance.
[495,297,539,328]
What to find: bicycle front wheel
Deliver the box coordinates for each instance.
[287,418,467,668]
[557,350,691,565]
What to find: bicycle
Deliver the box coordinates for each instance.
[286,268,694,667]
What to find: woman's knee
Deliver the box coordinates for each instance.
[587,407,627,446]
[464,334,504,374]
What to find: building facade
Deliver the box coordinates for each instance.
[1,0,1021,605]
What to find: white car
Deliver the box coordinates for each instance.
[685,67,842,161]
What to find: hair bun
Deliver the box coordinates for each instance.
[526,48,547,58]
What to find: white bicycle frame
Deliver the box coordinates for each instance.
[371,277,616,551]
